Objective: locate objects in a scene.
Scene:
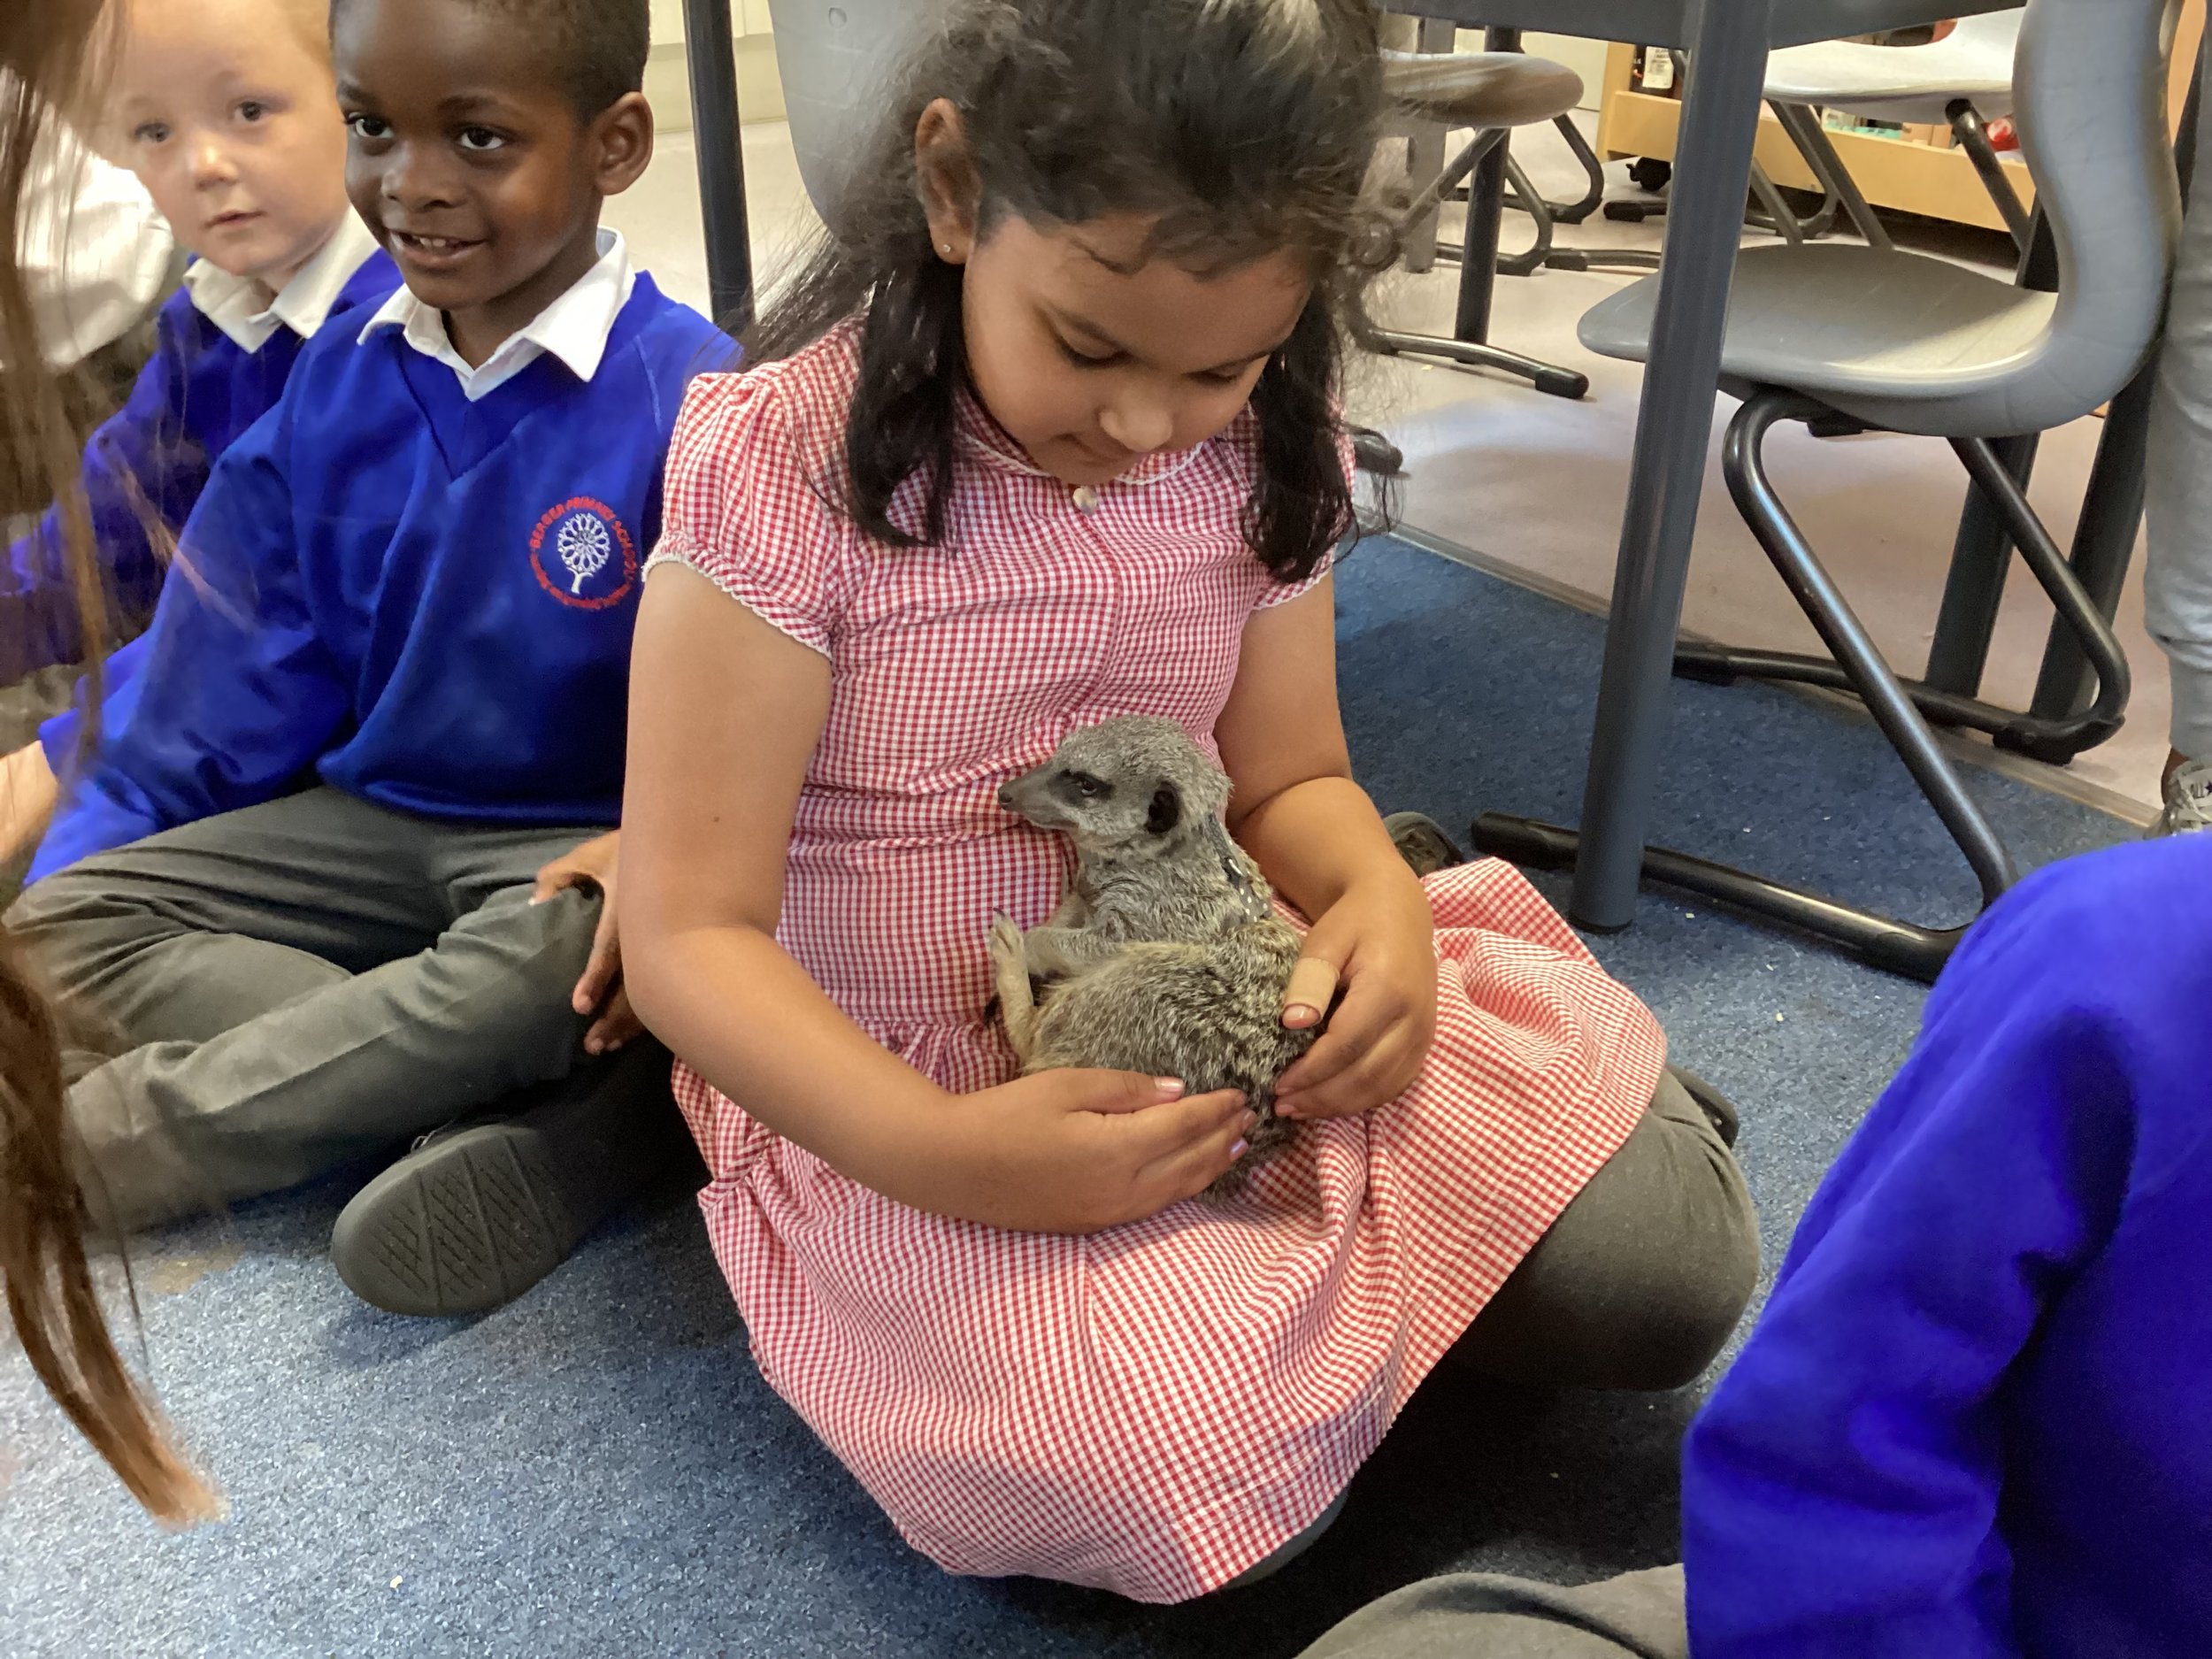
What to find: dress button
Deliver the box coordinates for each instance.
[1071,485,1102,512]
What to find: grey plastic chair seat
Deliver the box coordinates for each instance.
[1381,50,1582,132]
[1582,0,2177,442]
[1763,12,2023,124]
[1579,244,2060,436]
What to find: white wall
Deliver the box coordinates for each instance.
[649,0,775,45]
[644,0,786,131]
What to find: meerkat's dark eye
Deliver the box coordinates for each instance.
[1063,771,1108,801]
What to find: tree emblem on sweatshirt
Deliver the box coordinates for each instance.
[530,497,638,611]
[557,512,612,594]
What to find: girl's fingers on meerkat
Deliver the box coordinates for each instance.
[1067,1069,1195,1115]
[1279,1010,1377,1096]
[1141,1108,1256,1195]
[1288,1026,1424,1119]
[1125,1092,1250,1169]
[1282,956,1340,1029]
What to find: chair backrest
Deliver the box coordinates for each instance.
[767,0,943,229]
[1946,10,2026,55]
[1993,0,2183,434]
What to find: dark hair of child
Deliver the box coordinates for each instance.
[750,0,1390,584]
[333,0,650,116]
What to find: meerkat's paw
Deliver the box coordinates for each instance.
[987,912,1026,971]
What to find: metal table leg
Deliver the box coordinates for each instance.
[684,0,755,334]
[1567,0,1775,932]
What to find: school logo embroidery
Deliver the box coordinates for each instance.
[530,497,639,611]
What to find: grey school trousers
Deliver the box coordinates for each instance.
[1235,1075,1758,1589]
[1294,1567,1689,1659]
[2147,27,2212,762]
[8,787,608,1229]
[1446,1070,1758,1393]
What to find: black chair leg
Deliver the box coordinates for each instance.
[1678,431,2132,765]
[1496,154,1555,278]
[1949,100,2035,255]
[1377,127,1591,400]
[1770,100,1881,247]
[1548,114,1608,224]
[1466,816,1976,982]
[1947,435,2132,760]
[1473,388,2020,984]
[1722,392,2018,913]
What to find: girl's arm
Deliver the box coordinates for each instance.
[620,565,1253,1233]
[1216,578,1438,1119]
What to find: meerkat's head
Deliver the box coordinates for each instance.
[998,716,1233,856]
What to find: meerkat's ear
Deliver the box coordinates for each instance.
[1146,784,1182,836]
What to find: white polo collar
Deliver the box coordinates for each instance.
[357,227,635,401]
[182,211,383,354]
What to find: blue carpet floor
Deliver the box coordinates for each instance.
[1,536,2135,1656]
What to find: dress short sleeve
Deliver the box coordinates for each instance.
[648,367,854,657]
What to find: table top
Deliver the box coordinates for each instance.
[1379,0,2017,52]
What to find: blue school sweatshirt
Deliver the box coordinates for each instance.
[4,247,400,688]
[33,273,733,879]
[1683,835,2212,1658]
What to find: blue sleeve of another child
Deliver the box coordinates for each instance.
[1,293,202,680]
[29,401,348,879]
[1680,864,2147,1659]
[32,628,150,771]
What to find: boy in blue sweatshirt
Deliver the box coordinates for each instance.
[11,0,733,1317]
[0,0,397,862]
[1294,837,2212,1659]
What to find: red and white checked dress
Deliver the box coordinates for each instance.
[650,324,1668,1603]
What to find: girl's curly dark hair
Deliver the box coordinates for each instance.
[749,0,1390,584]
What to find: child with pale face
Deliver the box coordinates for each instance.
[0,0,372,867]
[115,0,352,296]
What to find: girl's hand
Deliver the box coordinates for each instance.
[1273,873,1437,1120]
[534,831,643,1056]
[907,1071,1254,1233]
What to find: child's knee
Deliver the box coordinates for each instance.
[456,885,597,1000]
[1600,1204,1761,1390]
[4,859,127,987]
[1597,1112,1761,1389]
[1451,1096,1760,1392]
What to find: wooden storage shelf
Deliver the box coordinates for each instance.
[1593,7,2202,237]
[1599,76,2029,233]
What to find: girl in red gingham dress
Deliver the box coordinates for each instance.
[619,0,1758,1605]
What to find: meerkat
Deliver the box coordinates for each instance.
[988,716,1317,1193]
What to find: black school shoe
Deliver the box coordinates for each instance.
[1383,810,1467,879]
[1668,1065,1741,1150]
[330,1041,695,1317]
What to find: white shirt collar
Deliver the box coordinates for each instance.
[182,212,382,354]
[357,227,636,402]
